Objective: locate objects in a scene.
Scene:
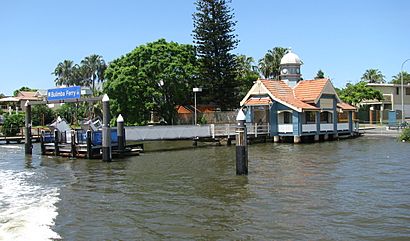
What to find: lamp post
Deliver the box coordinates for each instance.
[193,87,202,125]
[401,59,410,124]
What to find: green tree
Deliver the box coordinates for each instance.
[52,60,78,86]
[390,71,410,85]
[315,69,325,79]
[361,68,385,83]
[0,93,5,98]
[258,47,288,79]
[338,81,383,105]
[104,39,199,125]
[56,103,90,125]
[32,105,55,126]
[2,113,25,136]
[193,0,239,109]
[80,54,107,96]
[13,86,37,97]
[234,54,259,98]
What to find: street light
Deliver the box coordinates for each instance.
[401,59,410,124]
[193,87,202,125]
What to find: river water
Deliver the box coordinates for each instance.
[0,136,409,240]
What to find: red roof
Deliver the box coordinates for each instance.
[294,79,329,102]
[337,102,356,111]
[261,80,319,110]
[244,97,272,106]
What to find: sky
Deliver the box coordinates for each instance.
[1,0,409,96]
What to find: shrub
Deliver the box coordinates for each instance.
[399,127,410,142]
[2,113,25,136]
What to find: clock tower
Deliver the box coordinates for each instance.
[279,49,302,87]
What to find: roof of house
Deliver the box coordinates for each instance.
[244,97,272,106]
[337,102,356,111]
[261,80,319,111]
[294,78,329,102]
[16,91,42,101]
[241,79,355,112]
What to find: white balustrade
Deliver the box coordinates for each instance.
[320,123,334,131]
[302,124,317,132]
[278,124,293,133]
[337,123,349,131]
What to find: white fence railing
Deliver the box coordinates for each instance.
[320,123,334,131]
[337,123,349,131]
[278,124,293,133]
[302,124,317,132]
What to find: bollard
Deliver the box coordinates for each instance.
[117,114,125,154]
[24,101,32,155]
[86,130,93,159]
[54,129,60,156]
[235,109,248,175]
[102,94,112,161]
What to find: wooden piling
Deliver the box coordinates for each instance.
[70,130,76,158]
[86,130,93,159]
[117,114,125,154]
[40,130,46,155]
[54,129,60,156]
[235,109,248,175]
[24,101,32,155]
[102,94,112,162]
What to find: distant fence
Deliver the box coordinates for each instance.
[176,111,237,125]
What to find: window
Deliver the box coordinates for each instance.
[406,87,410,96]
[396,87,400,95]
[320,111,333,123]
[304,112,316,124]
[284,111,292,124]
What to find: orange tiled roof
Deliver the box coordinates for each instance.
[294,78,329,102]
[261,80,319,110]
[337,102,356,111]
[16,91,41,101]
[244,97,272,106]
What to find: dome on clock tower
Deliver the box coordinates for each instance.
[280,49,302,65]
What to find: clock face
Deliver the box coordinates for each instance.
[281,68,288,74]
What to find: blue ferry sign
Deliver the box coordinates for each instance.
[47,86,81,101]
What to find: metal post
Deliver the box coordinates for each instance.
[117,114,125,154]
[401,59,410,124]
[102,94,112,162]
[235,109,248,175]
[24,101,32,155]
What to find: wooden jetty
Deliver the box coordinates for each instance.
[39,129,142,159]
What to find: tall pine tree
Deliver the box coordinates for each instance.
[193,0,239,110]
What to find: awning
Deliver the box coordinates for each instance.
[244,97,272,106]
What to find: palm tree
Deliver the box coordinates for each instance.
[391,71,410,84]
[361,69,385,83]
[52,60,77,86]
[258,47,288,79]
[80,54,107,95]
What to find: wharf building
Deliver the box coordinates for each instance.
[240,50,357,143]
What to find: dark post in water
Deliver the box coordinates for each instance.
[102,94,112,162]
[86,130,92,159]
[24,101,32,155]
[117,114,125,154]
[235,109,248,175]
[54,129,60,156]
